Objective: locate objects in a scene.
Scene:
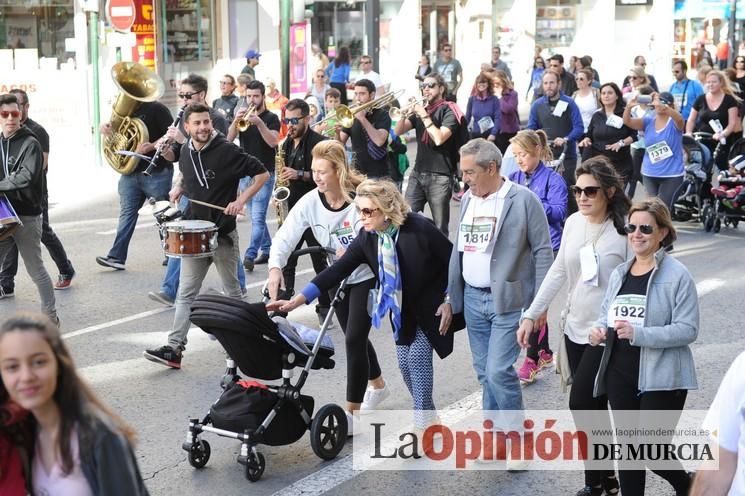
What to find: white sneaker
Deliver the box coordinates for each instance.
[345,411,355,437]
[360,383,390,410]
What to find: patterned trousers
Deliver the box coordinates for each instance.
[396,328,436,428]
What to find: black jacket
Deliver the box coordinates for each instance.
[0,126,44,215]
[311,212,456,358]
[282,128,327,208]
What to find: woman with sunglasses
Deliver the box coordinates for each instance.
[731,56,745,97]
[572,69,600,133]
[0,313,149,495]
[465,73,500,141]
[590,198,697,496]
[623,66,651,95]
[269,179,457,431]
[306,69,331,120]
[266,141,390,418]
[517,157,630,496]
[527,56,545,103]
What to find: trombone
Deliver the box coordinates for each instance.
[237,102,257,132]
[316,89,404,129]
[389,97,428,121]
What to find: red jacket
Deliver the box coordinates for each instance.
[0,401,29,496]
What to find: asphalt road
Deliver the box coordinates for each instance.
[1,180,743,496]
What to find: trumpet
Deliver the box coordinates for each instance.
[317,89,404,129]
[237,103,257,132]
[389,97,428,121]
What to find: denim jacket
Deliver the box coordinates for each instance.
[593,249,699,397]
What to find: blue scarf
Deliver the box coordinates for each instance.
[372,223,402,339]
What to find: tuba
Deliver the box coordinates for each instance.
[103,62,165,175]
[272,143,290,226]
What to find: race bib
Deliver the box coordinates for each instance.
[478,116,495,134]
[647,141,673,163]
[607,294,647,329]
[457,217,496,253]
[606,114,624,129]
[553,100,568,117]
[333,222,357,248]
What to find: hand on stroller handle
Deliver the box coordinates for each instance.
[265,294,306,314]
[263,246,337,303]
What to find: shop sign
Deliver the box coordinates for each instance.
[131,0,156,70]
[290,22,309,96]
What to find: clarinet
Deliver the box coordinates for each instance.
[143,106,186,176]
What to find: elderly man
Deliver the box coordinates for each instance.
[445,138,552,416]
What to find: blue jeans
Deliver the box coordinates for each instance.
[463,285,523,412]
[239,173,274,260]
[160,195,245,299]
[108,167,173,263]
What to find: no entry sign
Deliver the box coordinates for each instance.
[107,0,136,32]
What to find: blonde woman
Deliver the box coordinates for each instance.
[686,69,743,170]
[623,66,651,95]
[270,179,457,429]
[572,68,600,132]
[266,141,390,417]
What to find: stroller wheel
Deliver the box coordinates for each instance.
[311,404,348,460]
[187,440,211,469]
[714,218,722,233]
[245,452,265,482]
[703,205,714,231]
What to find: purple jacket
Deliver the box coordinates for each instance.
[509,162,567,251]
[465,94,501,137]
[498,89,520,134]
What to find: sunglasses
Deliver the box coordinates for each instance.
[360,60,372,64]
[356,207,380,218]
[571,186,601,198]
[282,116,303,125]
[420,82,437,89]
[178,91,200,99]
[0,110,20,119]
[738,60,745,64]
[624,223,655,235]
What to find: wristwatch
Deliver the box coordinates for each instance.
[617,140,625,148]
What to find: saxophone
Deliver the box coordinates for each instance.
[272,143,290,226]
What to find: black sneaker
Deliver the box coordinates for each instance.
[143,346,182,369]
[253,253,269,265]
[0,286,13,300]
[243,256,255,272]
[96,256,125,270]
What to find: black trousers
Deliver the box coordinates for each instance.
[333,277,382,403]
[281,228,330,308]
[0,179,74,289]
[628,147,645,199]
[565,336,615,487]
[606,367,690,496]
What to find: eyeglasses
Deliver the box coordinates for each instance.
[178,91,200,99]
[282,116,303,125]
[571,185,601,198]
[356,207,380,218]
[624,223,655,235]
[420,82,437,89]
[737,60,745,64]
[0,110,20,119]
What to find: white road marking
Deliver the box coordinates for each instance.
[272,391,483,496]
[96,221,156,236]
[62,269,315,340]
[696,278,725,297]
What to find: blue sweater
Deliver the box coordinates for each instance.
[465,94,501,137]
[326,62,350,84]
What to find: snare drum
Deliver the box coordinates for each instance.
[162,220,218,258]
[0,194,21,241]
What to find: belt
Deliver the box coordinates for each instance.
[468,284,491,293]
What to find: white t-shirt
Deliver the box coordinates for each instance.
[573,92,599,132]
[703,350,745,495]
[360,70,384,90]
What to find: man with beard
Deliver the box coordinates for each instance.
[226,80,280,271]
[0,93,58,323]
[143,103,268,369]
[394,73,463,236]
[277,98,332,325]
[527,70,583,213]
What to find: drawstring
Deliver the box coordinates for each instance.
[188,146,210,190]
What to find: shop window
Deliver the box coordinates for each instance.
[310,1,366,61]
[536,0,576,49]
[0,0,75,69]
[228,0,257,60]
[161,0,213,62]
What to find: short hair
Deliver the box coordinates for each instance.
[442,43,452,50]
[634,55,646,64]
[542,70,560,83]
[237,74,252,87]
[183,102,211,123]
[637,84,654,95]
[325,87,341,99]
[246,80,266,95]
[459,138,503,171]
[181,73,208,93]
[673,59,688,72]
[549,54,564,65]
[222,74,235,85]
[576,68,594,81]
[578,56,592,69]
[285,98,309,117]
[354,78,376,95]
[355,179,411,227]
[628,198,677,247]
[423,73,447,92]
[8,89,28,105]
[0,93,19,107]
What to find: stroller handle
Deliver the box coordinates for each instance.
[285,246,336,267]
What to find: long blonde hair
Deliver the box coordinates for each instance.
[311,140,366,203]
[708,69,743,103]
[355,179,410,227]
[629,65,650,88]
[509,129,554,163]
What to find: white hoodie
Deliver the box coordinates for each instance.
[268,189,375,285]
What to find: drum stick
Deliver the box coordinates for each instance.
[188,198,246,217]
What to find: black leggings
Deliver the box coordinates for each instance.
[628,147,645,199]
[565,336,615,487]
[333,277,382,403]
[606,368,690,496]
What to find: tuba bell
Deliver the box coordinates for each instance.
[103,62,165,175]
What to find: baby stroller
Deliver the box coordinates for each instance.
[672,133,717,222]
[182,247,348,482]
[547,143,568,177]
[703,146,745,232]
